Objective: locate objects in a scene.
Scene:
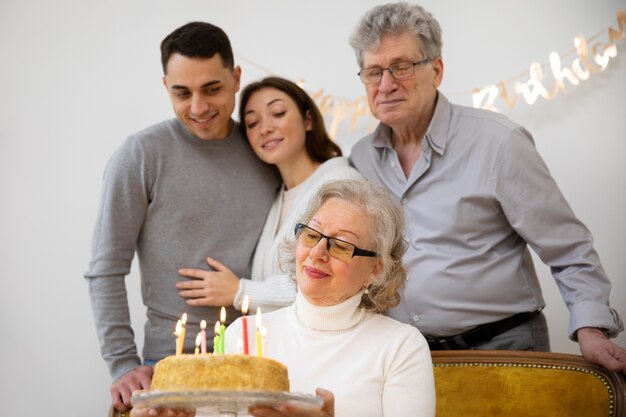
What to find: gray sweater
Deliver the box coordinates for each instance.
[85,119,279,380]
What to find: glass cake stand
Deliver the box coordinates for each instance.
[132,390,324,417]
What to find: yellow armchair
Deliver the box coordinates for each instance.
[432,350,625,417]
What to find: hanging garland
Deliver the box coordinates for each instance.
[236,10,625,138]
[472,10,625,112]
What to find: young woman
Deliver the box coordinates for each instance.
[177,76,363,314]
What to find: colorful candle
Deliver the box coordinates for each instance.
[200,320,207,354]
[255,307,263,357]
[174,319,183,355]
[213,321,221,354]
[194,332,202,355]
[180,313,187,354]
[219,307,226,354]
[241,295,250,355]
[261,325,267,356]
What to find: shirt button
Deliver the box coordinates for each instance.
[390,161,396,168]
[401,198,408,205]
[412,315,420,322]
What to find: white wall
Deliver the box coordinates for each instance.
[1,0,624,415]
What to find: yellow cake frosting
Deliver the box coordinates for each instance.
[151,354,289,392]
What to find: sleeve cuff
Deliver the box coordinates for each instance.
[110,356,143,381]
[568,301,624,340]
[233,278,248,311]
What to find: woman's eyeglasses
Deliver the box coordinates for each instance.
[294,223,378,261]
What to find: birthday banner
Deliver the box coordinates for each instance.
[472,10,625,112]
[237,10,625,138]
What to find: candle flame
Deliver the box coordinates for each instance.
[195,332,202,347]
[242,295,249,315]
[181,312,188,325]
[255,307,263,329]
[214,321,220,335]
[201,320,206,330]
[220,306,226,323]
[174,319,182,336]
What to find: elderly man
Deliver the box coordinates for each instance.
[348,2,625,374]
[85,22,279,411]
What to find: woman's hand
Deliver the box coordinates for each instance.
[248,388,334,417]
[177,257,239,307]
[130,406,195,417]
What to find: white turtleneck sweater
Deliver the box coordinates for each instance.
[225,291,436,417]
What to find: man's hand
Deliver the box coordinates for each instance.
[248,387,334,417]
[177,257,239,307]
[578,327,626,375]
[111,366,154,411]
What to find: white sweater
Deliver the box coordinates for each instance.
[226,291,436,417]
[234,156,363,312]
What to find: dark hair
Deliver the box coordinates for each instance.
[238,77,342,163]
[160,22,234,74]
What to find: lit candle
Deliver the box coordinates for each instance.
[180,313,187,354]
[174,319,183,355]
[219,307,226,355]
[261,325,267,356]
[200,320,207,354]
[194,332,202,355]
[255,307,263,357]
[213,321,221,354]
[241,295,250,355]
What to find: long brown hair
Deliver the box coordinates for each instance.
[238,76,342,163]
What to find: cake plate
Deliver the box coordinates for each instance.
[132,390,324,417]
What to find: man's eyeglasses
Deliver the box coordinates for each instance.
[358,58,432,85]
[294,223,378,261]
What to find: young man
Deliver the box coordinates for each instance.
[85,22,279,411]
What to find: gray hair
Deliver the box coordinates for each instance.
[280,179,408,313]
[349,2,443,68]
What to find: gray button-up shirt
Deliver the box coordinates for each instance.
[350,93,623,339]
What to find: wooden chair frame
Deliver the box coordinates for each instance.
[432,350,626,417]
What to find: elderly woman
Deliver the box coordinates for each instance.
[131,179,435,417]
[226,179,435,417]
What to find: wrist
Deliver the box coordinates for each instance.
[233,279,246,310]
[576,327,607,341]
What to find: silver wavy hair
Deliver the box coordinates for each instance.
[279,179,408,313]
[349,2,443,68]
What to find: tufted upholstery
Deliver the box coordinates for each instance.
[432,350,626,417]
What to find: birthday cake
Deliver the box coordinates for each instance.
[151,354,290,392]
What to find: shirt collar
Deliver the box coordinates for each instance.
[371,92,452,156]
